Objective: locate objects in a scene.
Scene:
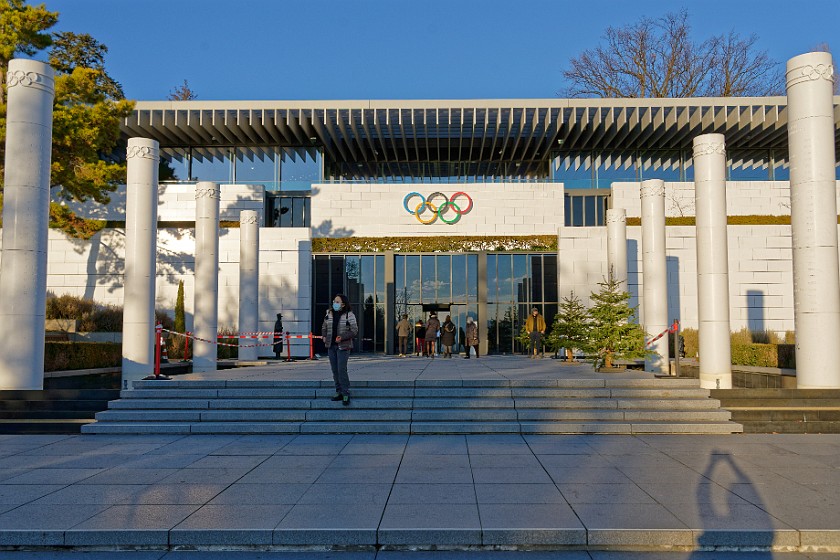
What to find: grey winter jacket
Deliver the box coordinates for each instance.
[321,310,359,349]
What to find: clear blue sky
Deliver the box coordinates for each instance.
[42,0,839,101]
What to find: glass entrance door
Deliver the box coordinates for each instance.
[394,254,478,355]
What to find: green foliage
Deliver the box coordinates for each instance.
[625,215,809,227]
[174,281,185,333]
[0,2,135,238]
[587,274,647,367]
[681,327,699,358]
[217,325,239,359]
[547,292,591,355]
[45,293,121,331]
[730,343,796,369]
[312,235,558,253]
[48,203,106,239]
[44,341,121,371]
[515,324,531,350]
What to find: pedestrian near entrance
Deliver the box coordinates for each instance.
[441,315,456,358]
[464,316,479,359]
[425,312,441,358]
[321,294,358,406]
[396,314,410,357]
[525,307,546,358]
[414,319,425,356]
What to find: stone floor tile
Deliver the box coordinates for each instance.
[571,503,689,530]
[169,504,293,545]
[378,503,481,546]
[395,466,473,484]
[544,466,632,485]
[78,468,181,485]
[31,484,147,505]
[2,468,103,485]
[182,455,269,470]
[468,454,543,468]
[474,483,565,504]
[328,453,403,468]
[0,484,66,505]
[208,483,310,505]
[403,435,468,455]
[478,503,586,545]
[237,467,325,484]
[0,503,109,529]
[387,483,476,505]
[556,482,655,504]
[635,481,751,505]
[398,454,471,469]
[273,502,382,545]
[471,467,553,484]
[131,484,228,505]
[158,467,252,484]
[315,466,398,484]
[69,504,200,531]
[297,483,392,505]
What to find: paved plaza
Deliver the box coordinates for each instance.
[0,356,838,555]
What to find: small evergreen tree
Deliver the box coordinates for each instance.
[174,281,185,334]
[548,291,591,361]
[587,274,647,369]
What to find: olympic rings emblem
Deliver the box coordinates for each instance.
[403,192,473,225]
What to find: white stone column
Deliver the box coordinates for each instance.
[121,138,160,388]
[640,179,669,374]
[693,134,732,389]
[606,208,627,287]
[238,210,260,362]
[0,60,54,390]
[193,182,220,372]
[786,52,840,388]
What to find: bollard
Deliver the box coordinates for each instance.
[672,319,680,377]
[309,332,314,360]
[285,332,292,362]
[154,324,162,377]
[184,332,191,361]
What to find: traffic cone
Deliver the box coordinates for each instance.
[160,338,169,364]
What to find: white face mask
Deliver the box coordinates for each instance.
[467,318,473,324]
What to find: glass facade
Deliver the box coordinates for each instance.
[312,252,558,355]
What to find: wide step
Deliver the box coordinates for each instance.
[83,378,741,435]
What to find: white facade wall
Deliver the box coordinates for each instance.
[310,182,565,237]
[612,181,840,218]
[557,223,799,337]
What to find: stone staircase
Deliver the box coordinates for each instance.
[82,377,742,435]
[0,389,120,434]
[712,388,840,433]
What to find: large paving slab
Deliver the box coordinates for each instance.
[0,432,838,552]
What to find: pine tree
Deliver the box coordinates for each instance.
[548,291,591,361]
[587,274,647,369]
[172,280,185,359]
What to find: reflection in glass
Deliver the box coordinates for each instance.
[405,256,421,302]
[280,148,322,191]
[160,148,189,181]
[452,254,467,302]
[436,255,451,302]
[497,254,512,302]
[467,254,478,300]
[191,148,233,182]
[236,147,277,187]
[513,254,528,303]
[421,255,435,302]
[375,255,385,303]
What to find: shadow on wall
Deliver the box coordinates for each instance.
[747,289,765,335]
[667,255,681,325]
[311,220,355,239]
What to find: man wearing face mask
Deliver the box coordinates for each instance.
[321,294,359,406]
[464,316,479,359]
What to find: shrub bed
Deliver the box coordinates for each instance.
[730,342,795,369]
[45,342,122,371]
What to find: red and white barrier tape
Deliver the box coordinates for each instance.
[161,328,322,348]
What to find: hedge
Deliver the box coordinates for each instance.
[730,343,795,369]
[312,235,558,253]
[45,342,122,372]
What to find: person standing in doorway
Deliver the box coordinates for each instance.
[525,307,546,358]
[321,294,358,406]
[425,312,441,359]
[414,318,425,356]
[441,315,456,358]
[273,313,284,359]
[396,314,410,357]
[464,316,479,359]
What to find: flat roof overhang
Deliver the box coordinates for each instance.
[122,98,840,178]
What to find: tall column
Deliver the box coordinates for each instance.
[0,60,55,390]
[693,134,732,389]
[786,52,840,388]
[193,182,220,372]
[121,138,160,388]
[606,208,627,287]
[640,179,669,374]
[238,210,259,362]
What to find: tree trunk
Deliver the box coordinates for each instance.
[604,352,613,369]
[566,348,574,361]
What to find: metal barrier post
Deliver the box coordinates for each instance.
[184,332,190,361]
[309,332,314,360]
[673,319,681,377]
[285,332,292,362]
[154,324,162,377]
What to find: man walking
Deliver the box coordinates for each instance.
[525,307,546,359]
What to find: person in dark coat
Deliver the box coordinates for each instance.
[425,312,441,359]
[273,313,284,359]
[414,319,425,356]
[440,315,456,358]
[464,316,479,359]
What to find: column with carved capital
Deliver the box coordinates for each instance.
[238,210,260,361]
[0,60,55,390]
[193,182,221,372]
[606,208,627,287]
[121,138,160,388]
[693,134,732,389]
[786,52,840,388]
[640,179,670,374]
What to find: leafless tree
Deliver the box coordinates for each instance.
[168,79,197,100]
[562,11,782,98]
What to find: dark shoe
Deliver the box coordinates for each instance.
[464,356,470,359]
[331,393,342,401]
[342,395,350,406]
